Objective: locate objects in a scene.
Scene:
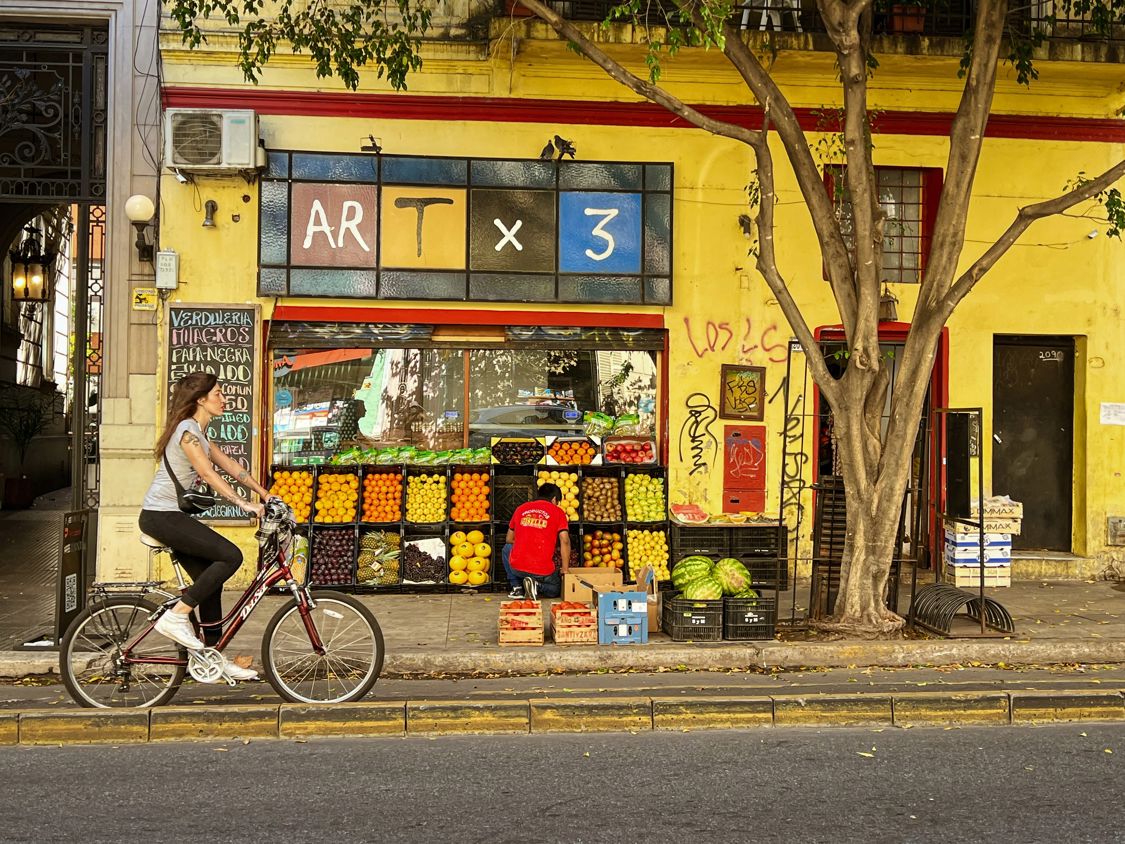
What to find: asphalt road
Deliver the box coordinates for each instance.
[0,724,1121,843]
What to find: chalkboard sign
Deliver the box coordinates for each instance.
[166,304,259,523]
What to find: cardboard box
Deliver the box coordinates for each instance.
[564,567,624,602]
[631,564,663,634]
[973,496,1024,519]
[946,517,1022,536]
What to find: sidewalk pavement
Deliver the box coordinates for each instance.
[2,577,1123,680]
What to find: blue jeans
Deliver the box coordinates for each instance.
[502,543,562,598]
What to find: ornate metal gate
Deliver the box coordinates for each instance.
[0,21,109,510]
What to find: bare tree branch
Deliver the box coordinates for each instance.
[751,124,840,402]
[920,0,1008,309]
[718,19,859,341]
[941,158,1125,314]
[515,0,762,146]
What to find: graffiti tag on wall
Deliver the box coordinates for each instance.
[678,392,719,476]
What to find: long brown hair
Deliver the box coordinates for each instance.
[154,372,217,458]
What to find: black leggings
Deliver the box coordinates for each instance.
[139,509,243,646]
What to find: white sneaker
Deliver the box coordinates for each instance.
[154,611,205,651]
[221,657,259,682]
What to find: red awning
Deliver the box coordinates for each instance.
[289,348,373,372]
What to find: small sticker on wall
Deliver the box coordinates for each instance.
[1100,403,1125,426]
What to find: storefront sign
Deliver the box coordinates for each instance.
[259,152,673,306]
[166,304,260,524]
[132,287,157,311]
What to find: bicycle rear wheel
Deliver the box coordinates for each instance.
[261,591,383,704]
[60,596,185,708]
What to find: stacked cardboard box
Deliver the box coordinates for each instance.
[943,497,1023,588]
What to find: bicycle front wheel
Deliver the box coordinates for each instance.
[261,591,384,704]
[60,596,185,708]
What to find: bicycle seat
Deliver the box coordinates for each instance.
[139,533,170,551]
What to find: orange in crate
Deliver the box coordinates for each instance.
[268,469,314,523]
[498,599,544,646]
[548,439,597,465]
[313,472,359,524]
[450,470,491,522]
[550,601,598,645]
[362,472,403,523]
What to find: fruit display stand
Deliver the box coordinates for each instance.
[669,523,788,589]
[722,591,778,640]
[549,601,598,645]
[498,599,545,646]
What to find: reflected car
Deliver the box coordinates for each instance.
[468,403,586,446]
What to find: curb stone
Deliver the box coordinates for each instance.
[5,691,1125,745]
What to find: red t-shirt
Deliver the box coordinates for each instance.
[509,499,569,576]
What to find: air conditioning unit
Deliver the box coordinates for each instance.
[164,108,259,173]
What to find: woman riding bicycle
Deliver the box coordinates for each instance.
[139,371,269,681]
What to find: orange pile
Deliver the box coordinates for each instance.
[450,471,490,522]
[269,470,313,523]
[362,472,403,522]
[548,439,598,465]
[313,471,359,524]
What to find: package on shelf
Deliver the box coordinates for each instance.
[971,495,1024,519]
[945,566,1012,588]
[946,516,1022,536]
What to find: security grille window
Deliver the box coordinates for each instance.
[824,166,942,284]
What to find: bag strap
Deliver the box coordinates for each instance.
[162,450,190,497]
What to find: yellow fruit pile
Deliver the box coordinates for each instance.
[313,471,359,524]
[406,473,447,523]
[536,469,580,521]
[626,529,670,581]
[448,529,491,586]
[269,470,313,522]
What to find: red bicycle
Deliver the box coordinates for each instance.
[60,499,384,708]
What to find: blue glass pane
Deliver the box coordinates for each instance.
[471,159,556,188]
[378,271,467,299]
[645,164,672,191]
[644,193,671,275]
[258,267,288,295]
[557,276,643,303]
[558,163,643,191]
[266,152,289,178]
[381,157,467,186]
[469,274,556,302]
[292,154,379,182]
[290,269,379,297]
[259,181,289,266]
[644,277,671,305]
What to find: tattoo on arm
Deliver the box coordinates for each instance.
[237,470,249,482]
[181,432,200,448]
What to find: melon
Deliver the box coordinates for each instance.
[713,557,753,596]
[681,576,724,601]
[671,556,713,589]
[733,587,760,599]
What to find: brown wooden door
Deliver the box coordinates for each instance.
[992,336,1074,551]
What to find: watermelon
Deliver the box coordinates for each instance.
[733,587,760,599]
[712,557,753,596]
[671,556,713,589]
[681,576,724,601]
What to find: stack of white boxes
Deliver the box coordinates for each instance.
[944,497,1023,588]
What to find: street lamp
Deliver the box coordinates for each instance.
[9,225,54,303]
[125,193,155,262]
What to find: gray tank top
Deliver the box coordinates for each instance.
[141,418,211,512]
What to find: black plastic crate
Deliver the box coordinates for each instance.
[722,591,777,640]
[536,467,581,524]
[730,525,787,557]
[661,591,723,642]
[356,526,402,588]
[670,524,731,558]
[581,525,626,570]
[267,464,317,525]
[743,556,788,590]
[448,525,494,589]
[310,465,362,526]
[493,471,536,523]
[579,466,624,523]
[622,465,667,524]
[309,525,357,588]
[624,525,669,585]
[358,465,404,525]
[449,466,493,524]
[403,466,449,525]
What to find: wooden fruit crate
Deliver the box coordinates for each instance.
[944,565,1012,588]
[498,600,544,646]
[550,603,598,645]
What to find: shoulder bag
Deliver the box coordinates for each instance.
[163,451,218,515]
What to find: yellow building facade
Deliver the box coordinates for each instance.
[96,12,1125,589]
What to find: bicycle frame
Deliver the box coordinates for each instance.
[119,533,324,667]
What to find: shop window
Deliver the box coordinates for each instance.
[271,344,658,463]
[823,166,942,284]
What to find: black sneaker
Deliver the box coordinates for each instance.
[507,587,524,599]
[522,576,538,601]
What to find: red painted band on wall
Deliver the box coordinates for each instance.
[163,86,1125,143]
[270,304,665,328]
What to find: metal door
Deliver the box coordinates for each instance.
[992,336,1074,551]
